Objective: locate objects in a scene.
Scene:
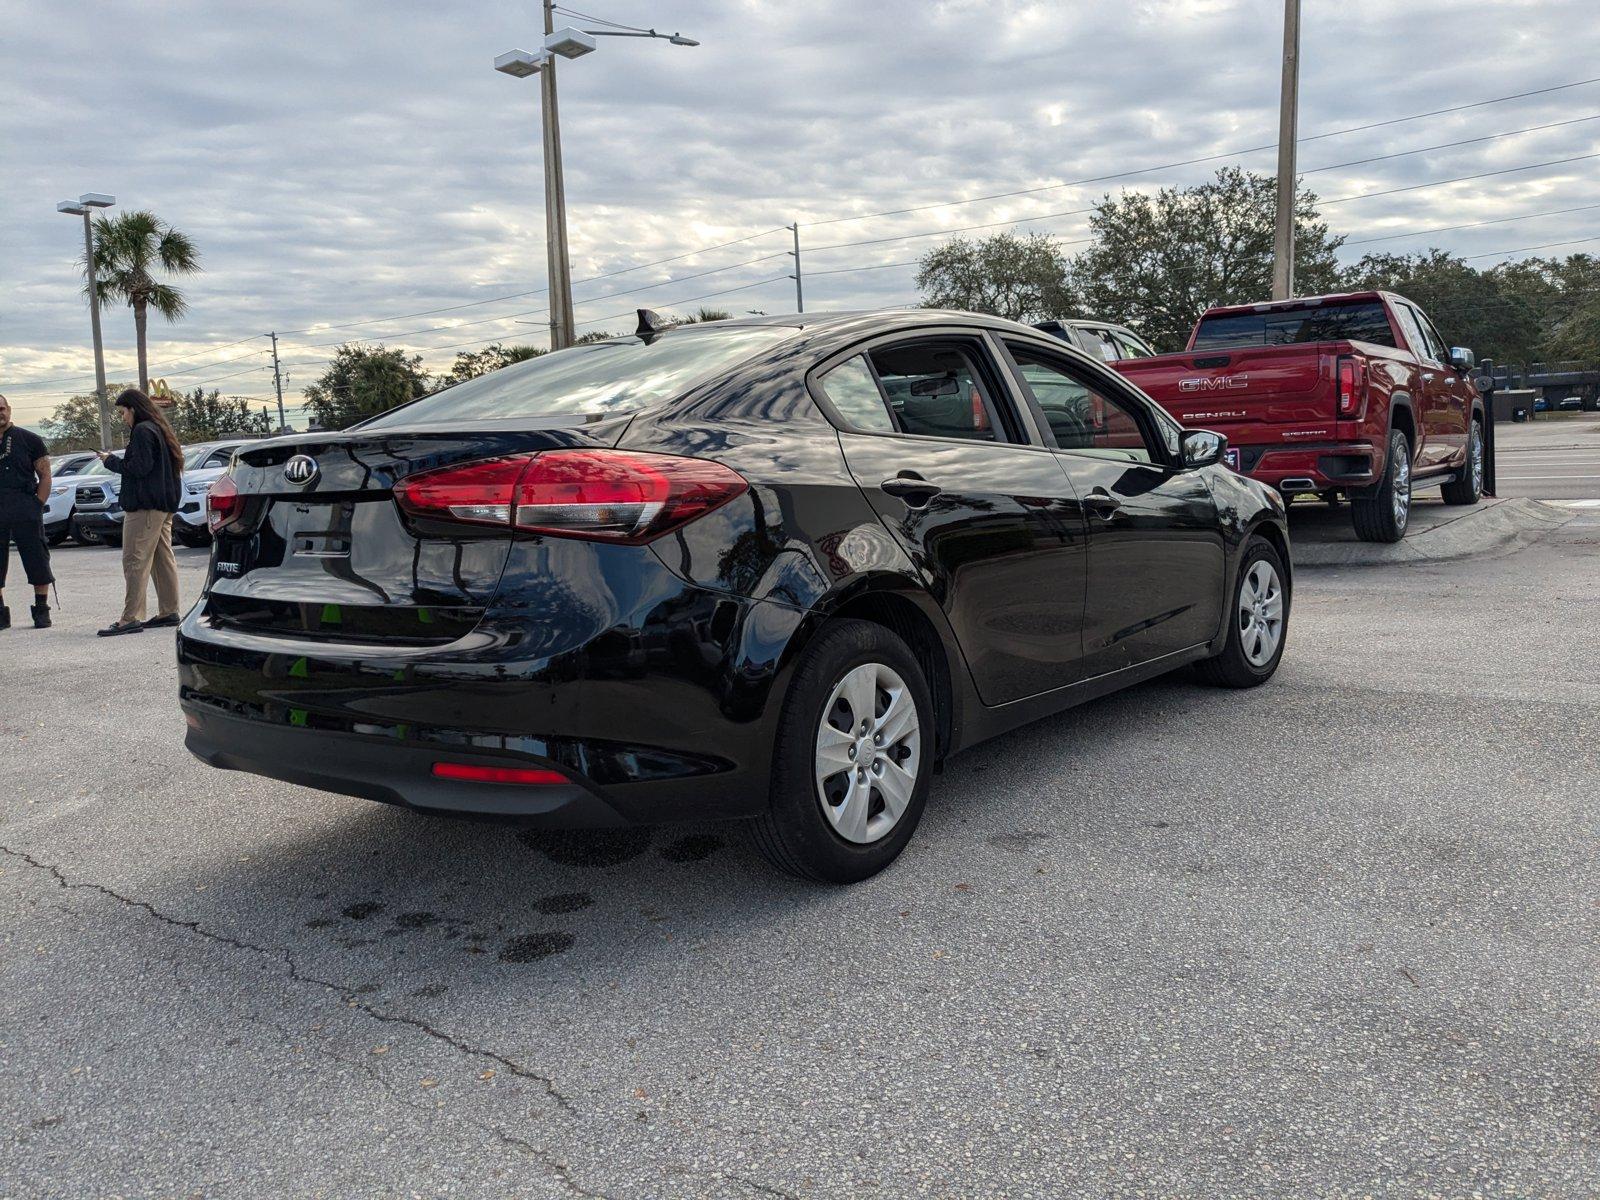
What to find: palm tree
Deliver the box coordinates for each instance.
[86,210,201,392]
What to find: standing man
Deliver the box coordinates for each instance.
[0,393,54,630]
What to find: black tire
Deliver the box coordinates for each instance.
[72,521,102,546]
[749,619,934,884]
[46,528,67,547]
[175,527,211,549]
[1440,418,1484,506]
[1351,428,1412,543]
[1195,535,1290,689]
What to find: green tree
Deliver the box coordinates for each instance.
[437,343,545,388]
[1069,167,1344,351]
[916,231,1076,323]
[1343,249,1544,365]
[42,387,135,452]
[168,387,274,442]
[87,210,202,392]
[303,344,432,430]
[1496,254,1600,365]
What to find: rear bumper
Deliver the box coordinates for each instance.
[183,703,629,825]
[1234,442,1377,492]
[176,576,807,827]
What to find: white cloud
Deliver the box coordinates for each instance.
[1,0,1597,422]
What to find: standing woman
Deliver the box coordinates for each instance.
[96,388,183,636]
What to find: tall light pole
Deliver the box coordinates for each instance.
[1271,0,1301,301]
[495,5,698,350]
[57,193,116,449]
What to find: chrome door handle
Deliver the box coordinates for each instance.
[880,476,942,507]
[1082,491,1122,517]
[1421,371,1436,381]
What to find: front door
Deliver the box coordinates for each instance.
[1393,301,1461,469]
[817,336,1090,705]
[997,337,1228,678]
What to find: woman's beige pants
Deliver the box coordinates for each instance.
[120,510,179,624]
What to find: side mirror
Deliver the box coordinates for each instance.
[1180,428,1227,470]
[1449,346,1475,371]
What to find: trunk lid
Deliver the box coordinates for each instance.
[205,416,630,644]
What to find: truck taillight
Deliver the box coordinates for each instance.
[1337,355,1366,417]
[393,449,748,545]
[207,475,242,532]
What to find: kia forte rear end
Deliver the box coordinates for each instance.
[178,322,804,829]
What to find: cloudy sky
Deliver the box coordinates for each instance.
[3,0,1599,424]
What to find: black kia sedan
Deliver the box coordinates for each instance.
[178,309,1290,882]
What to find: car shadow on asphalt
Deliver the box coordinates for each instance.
[156,671,1208,995]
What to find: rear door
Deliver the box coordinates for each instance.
[1401,302,1470,466]
[817,333,1090,704]
[999,338,1227,677]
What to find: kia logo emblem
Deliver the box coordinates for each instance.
[283,455,319,486]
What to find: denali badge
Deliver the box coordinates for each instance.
[1178,374,1249,393]
[283,455,319,486]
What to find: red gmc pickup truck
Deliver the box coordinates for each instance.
[1114,291,1485,542]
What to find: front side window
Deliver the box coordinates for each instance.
[364,325,796,428]
[1392,304,1438,363]
[1005,344,1156,463]
[868,341,1007,443]
[1192,301,1397,350]
[817,355,894,432]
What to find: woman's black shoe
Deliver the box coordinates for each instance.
[97,620,145,637]
[143,613,180,628]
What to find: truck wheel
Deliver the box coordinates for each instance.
[1195,535,1289,689]
[1351,429,1411,543]
[750,619,933,884]
[1440,419,1484,506]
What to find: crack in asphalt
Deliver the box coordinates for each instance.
[4,843,801,1200]
[0,844,575,1115]
[241,1009,617,1200]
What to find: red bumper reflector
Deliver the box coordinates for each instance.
[431,762,568,785]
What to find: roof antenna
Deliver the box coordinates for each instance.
[636,308,672,342]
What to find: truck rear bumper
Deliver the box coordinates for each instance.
[1234,443,1377,493]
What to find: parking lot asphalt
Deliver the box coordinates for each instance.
[4,514,1598,1199]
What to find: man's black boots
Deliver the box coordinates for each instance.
[31,601,51,629]
[0,606,9,631]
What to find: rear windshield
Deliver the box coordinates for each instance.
[363,325,795,427]
[1192,301,1396,350]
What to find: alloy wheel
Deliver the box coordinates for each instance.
[1237,560,1285,668]
[1393,449,1412,526]
[814,661,921,845]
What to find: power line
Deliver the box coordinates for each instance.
[1322,152,1600,204]
[274,227,790,336]
[2,333,268,389]
[1344,202,1600,247]
[1464,235,1600,261]
[1302,112,1600,175]
[808,208,1094,254]
[799,76,1600,228]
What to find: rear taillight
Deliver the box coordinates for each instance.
[207,475,241,532]
[1337,355,1367,417]
[394,449,748,544]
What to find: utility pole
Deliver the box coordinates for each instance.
[1271,0,1301,301]
[789,222,804,313]
[57,195,116,448]
[268,331,287,431]
[542,0,576,349]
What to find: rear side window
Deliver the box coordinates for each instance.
[363,325,795,427]
[817,356,895,432]
[869,341,1007,443]
[1112,330,1154,358]
[1192,301,1397,350]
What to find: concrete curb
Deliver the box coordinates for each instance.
[1292,497,1574,568]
